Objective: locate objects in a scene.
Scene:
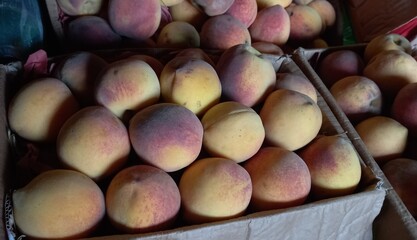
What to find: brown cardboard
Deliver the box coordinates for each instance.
[1,52,385,239]
[292,46,417,240]
[347,0,417,42]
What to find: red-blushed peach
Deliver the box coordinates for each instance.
[67,16,122,50]
[225,0,258,28]
[57,106,131,181]
[129,103,203,172]
[108,0,161,40]
[392,82,417,137]
[355,116,408,165]
[201,101,265,163]
[159,56,222,116]
[286,4,322,43]
[189,0,235,16]
[57,0,103,16]
[249,4,290,46]
[95,58,160,120]
[364,33,412,63]
[126,54,164,77]
[330,75,382,124]
[174,48,216,66]
[256,0,292,9]
[156,21,200,48]
[200,14,251,50]
[7,77,80,142]
[307,0,336,30]
[52,51,108,106]
[216,43,276,107]
[251,41,284,55]
[243,147,311,211]
[299,135,362,200]
[364,50,417,102]
[260,89,322,151]
[160,0,184,6]
[169,0,208,30]
[13,169,105,239]
[275,72,318,103]
[318,50,365,87]
[179,157,252,224]
[106,165,181,233]
[382,158,417,217]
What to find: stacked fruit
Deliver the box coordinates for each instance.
[315,33,417,219]
[7,44,363,239]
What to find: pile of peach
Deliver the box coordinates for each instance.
[315,33,417,219]
[8,44,362,239]
[55,0,336,52]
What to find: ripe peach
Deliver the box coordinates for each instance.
[13,169,105,239]
[106,165,181,233]
[169,0,208,29]
[308,0,336,29]
[189,0,235,16]
[156,21,200,48]
[275,72,318,103]
[129,103,203,172]
[364,33,412,63]
[174,48,216,66]
[392,82,417,137]
[251,41,284,55]
[159,56,222,116]
[179,157,252,224]
[216,43,276,107]
[57,0,103,16]
[160,0,184,6]
[355,116,408,165]
[243,147,311,211]
[7,77,80,142]
[126,54,164,77]
[201,101,265,163]
[225,0,258,28]
[286,4,323,43]
[260,89,322,151]
[57,106,131,181]
[299,135,362,199]
[249,4,290,46]
[256,0,292,9]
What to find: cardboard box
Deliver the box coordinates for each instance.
[0,51,385,239]
[292,46,417,240]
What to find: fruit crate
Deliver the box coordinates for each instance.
[0,49,385,240]
[292,45,417,240]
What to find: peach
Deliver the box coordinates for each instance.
[330,75,382,124]
[225,0,258,28]
[52,51,107,106]
[364,33,412,63]
[95,58,160,120]
[189,0,235,16]
[216,43,276,107]
[57,106,131,181]
[13,169,105,239]
[299,135,362,199]
[293,0,313,4]
[160,0,184,6]
[129,103,203,172]
[156,21,200,48]
[286,4,323,43]
[200,14,251,50]
[256,0,292,9]
[169,0,208,29]
[159,56,222,116]
[67,16,122,50]
[175,48,216,66]
[251,41,284,55]
[275,72,318,103]
[249,4,290,46]
[355,116,408,165]
[260,89,322,151]
[392,82,417,137]
[126,54,164,77]
[179,157,252,224]
[308,0,336,30]
[243,147,311,211]
[382,158,417,217]
[108,0,161,40]
[106,165,181,233]
[201,101,265,163]
[7,77,80,142]
[363,50,417,102]
[57,0,103,16]
[318,50,365,87]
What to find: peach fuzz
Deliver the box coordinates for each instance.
[13,169,105,239]
[243,147,311,211]
[201,101,265,163]
[106,165,181,233]
[159,56,222,116]
[200,14,251,50]
[392,82,417,137]
[169,0,208,30]
[129,103,203,172]
[260,89,322,151]
[7,77,79,142]
[126,54,164,77]
[286,4,322,43]
[225,0,258,28]
[216,43,276,107]
[189,0,235,16]
[249,4,290,46]
[299,135,362,200]
[108,0,161,40]
[179,157,252,224]
[275,72,318,103]
[57,0,103,16]
[156,21,200,48]
[95,58,160,120]
[57,106,131,181]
